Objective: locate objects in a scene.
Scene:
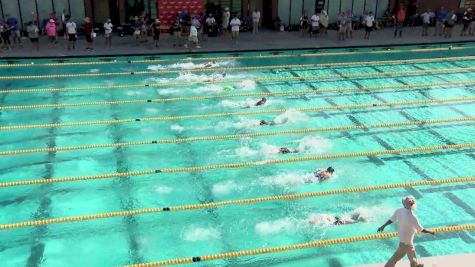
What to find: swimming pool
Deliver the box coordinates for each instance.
[0,43,474,267]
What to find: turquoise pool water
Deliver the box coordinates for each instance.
[0,43,474,267]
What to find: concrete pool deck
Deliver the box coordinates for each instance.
[0,25,473,58]
[351,252,475,267]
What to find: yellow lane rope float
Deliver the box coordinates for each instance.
[2,80,475,111]
[0,61,473,80]
[1,97,473,131]
[124,224,475,267]
[2,63,474,94]
[0,46,472,67]
[0,176,473,230]
[0,143,473,188]
[1,117,473,156]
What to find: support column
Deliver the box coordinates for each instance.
[243,0,249,16]
[119,0,126,24]
[84,0,93,19]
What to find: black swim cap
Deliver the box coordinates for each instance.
[327,167,335,173]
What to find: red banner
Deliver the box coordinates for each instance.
[157,0,204,26]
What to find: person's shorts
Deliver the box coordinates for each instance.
[29,38,39,43]
[153,34,160,40]
[104,33,111,38]
[339,25,347,32]
[86,35,93,42]
[11,30,20,37]
[300,22,308,29]
[444,22,454,28]
[319,23,327,29]
[48,36,56,42]
[188,36,198,43]
[365,26,373,32]
[423,22,430,28]
[68,34,77,41]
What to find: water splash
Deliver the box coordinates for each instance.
[170,124,185,133]
[181,226,221,242]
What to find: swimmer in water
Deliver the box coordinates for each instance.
[279,147,299,154]
[203,60,217,68]
[304,167,334,183]
[242,97,267,108]
[315,166,334,182]
[205,72,226,82]
[309,210,366,225]
[259,120,275,126]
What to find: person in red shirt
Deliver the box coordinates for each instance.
[394,6,406,38]
[84,17,94,50]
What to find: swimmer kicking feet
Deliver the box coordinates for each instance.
[259,120,275,126]
[203,60,217,68]
[309,211,365,225]
[279,147,299,154]
[242,97,268,108]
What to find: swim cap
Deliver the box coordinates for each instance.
[223,85,234,91]
[327,167,335,173]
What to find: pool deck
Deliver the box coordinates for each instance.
[351,253,475,267]
[0,24,474,58]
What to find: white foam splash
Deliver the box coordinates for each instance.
[88,68,100,73]
[215,117,261,130]
[192,84,225,94]
[259,172,311,187]
[125,90,145,96]
[154,186,172,194]
[158,88,182,95]
[234,146,260,157]
[147,60,237,71]
[212,180,242,196]
[307,213,337,226]
[182,226,221,242]
[255,218,298,235]
[235,80,257,91]
[296,136,332,154]
[140,127,155,134]
[170,124,184,133]
[145,108,159,114]
[274,109,309,125]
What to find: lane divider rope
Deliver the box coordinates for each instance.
[0,63,473,80]
[123,224,475,267]
[0,176,473,230]
[0,46,472,67]
[1,97,473,131]
[2,80,474,111]
[1,117,473,156]
[0,143,473,188]
[1,64,473,94]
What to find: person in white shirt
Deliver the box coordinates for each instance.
[252,9,261,34]
[364,11,374,39]
[420,9,434,36]
[103,19,113,48]
[65,16,77,50]
[230,16,241,42]
[185,24,200,50]
[310,12,320,36]
[377,196,435,267]
[222,7,230,36]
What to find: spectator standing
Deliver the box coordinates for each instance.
[185,23,200,50]
[337,12,348,41]
[206,14,217,37]
[230,15,241,43]
[444,11,457,38]
[222,7,230,36]
[170,20,181,47]
[46,19,57,47]
[0,23,11,49]
[27,21,39,51]
[191,15,202,41]
[394,7,406,38]
[252,9,261,34]
[6,14,22,47]
[299,12,309,37]
[65,16,77,50]
[434,7,447,36]
[364,12,375,40]
[461,8,473,36]
[103,19,113,48]
[377,196,435,267]
[320,11,329,36]
[420,9,434,36]
[151,19,160,48]
[345,10,353,38]
[84,17,94,50]
[310,11,320,37]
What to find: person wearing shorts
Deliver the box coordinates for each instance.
[84,17,94,50]
[310,12,320,37]
[27,21,39,51]
[364,12,374,39]
[185,24,200,51]
[420,9,434,36]
[6,14,22,47]
[443,11,456,38]
[103,19,113,48]
[65,16,77,50]
[170,20,181,47]
[337,12,347,41]
[461,8,472,36]
[299,12,309,36]
[151,18,160,48]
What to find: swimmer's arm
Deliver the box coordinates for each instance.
[377,220,393,232]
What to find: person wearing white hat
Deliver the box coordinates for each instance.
[377,196,435,267]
